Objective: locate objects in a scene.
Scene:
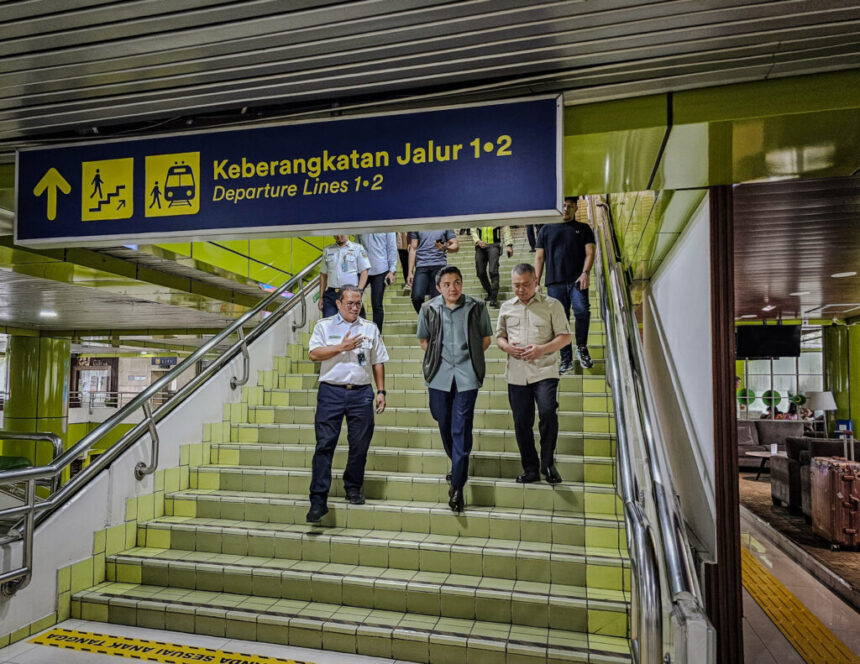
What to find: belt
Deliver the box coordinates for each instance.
[322,382,370,390]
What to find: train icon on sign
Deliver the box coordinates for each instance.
[145,152,200,218]
[164,163,196,206]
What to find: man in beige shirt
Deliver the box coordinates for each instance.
[496,263,572,484]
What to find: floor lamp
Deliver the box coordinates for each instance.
[805,391,837,437]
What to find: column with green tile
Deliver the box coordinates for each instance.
[2,335,71,465]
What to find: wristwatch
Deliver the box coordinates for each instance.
[377,390,387,396]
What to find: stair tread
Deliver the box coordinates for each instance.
[143,517,629,560]
[196,465,619,490]
[108,548,631,605]
[233,422,615,438]
[76,582,631,661]
[211,442,615,463]
[167,489,625,524]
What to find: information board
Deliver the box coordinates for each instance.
[15,97,561,247]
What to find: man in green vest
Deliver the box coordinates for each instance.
[471,226,513,307]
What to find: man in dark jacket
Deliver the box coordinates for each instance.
[416,266,492,512]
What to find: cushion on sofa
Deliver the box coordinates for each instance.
[737,420,759,447]
[755,420,804,449]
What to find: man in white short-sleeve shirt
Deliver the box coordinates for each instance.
[319,235,371,318]
[306,286,389,523]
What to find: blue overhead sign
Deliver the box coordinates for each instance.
[15,97,562,248]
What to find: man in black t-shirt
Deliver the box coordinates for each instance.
[534,196,596,373]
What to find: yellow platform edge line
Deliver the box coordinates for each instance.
[29,627,311,664]
[740,547,860,664]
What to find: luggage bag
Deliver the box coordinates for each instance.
[810,456,860,550]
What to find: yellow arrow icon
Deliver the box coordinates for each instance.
[33,168,71,221]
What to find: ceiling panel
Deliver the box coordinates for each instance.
[733,176,860,321]
[0,0,858,150]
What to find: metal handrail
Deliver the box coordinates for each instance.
[0,256,322,594]
[588,195,713,663]
[591,207,663,663]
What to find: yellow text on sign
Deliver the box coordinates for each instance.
[30,627,309,664]
[81,158,134,221]
[146,152,200,217]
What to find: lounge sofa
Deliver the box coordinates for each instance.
[770,437,859,517]
[737,419,804,470]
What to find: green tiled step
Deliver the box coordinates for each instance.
[73,583,632,663]
[261,372,611,393]
[107,550,629,635]
[246,406,615,433]
[209,444,616,485]
[291,358,607,376]
[190,467,623,515]
[233,424,615,456]
[136,519,630,589]
[262,387,613,412]
[380,345,606,361]
[163,490,626,549]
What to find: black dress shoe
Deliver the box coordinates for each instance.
[543,466,563,484]
[448,488,464,513]
[306,503,328,523]
[516,472,540,483]
[345,489,365,505]
[446,473,452,484]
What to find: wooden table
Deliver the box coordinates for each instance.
[745,450,774,481]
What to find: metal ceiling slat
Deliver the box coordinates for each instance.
[0,0,241,40]
[0,0,360,57]
[0,0,779,88]
[0,0,486,69]
[0,0,116,22]
[4,0,851,110]
[2,15,856,132]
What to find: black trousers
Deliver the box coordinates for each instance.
[310,383,375,505]
[527,224,543,250]
[411,266,440,313]
[397,249,409,283]
[475,244,501,300]
[508,378,559,474]
[366,272,388,332]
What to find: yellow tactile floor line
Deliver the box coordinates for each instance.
[741,547,860,664]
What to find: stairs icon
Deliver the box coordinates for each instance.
[88,185,126,212]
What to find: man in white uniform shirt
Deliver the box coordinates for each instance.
[318,235,371,318]
[306,286,389,523]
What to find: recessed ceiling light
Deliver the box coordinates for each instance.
[39,310,58,318]
[761,305,776,312]
[831,271,857,278]
[789,291,810,296]
[740,314,757,319]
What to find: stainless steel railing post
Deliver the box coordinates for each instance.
[291,277,307,332]
[230,328,250,390]
[134,401,160,480]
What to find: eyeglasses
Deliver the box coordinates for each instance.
[341,301,362,308]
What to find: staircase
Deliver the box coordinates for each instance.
[73,230,632,663]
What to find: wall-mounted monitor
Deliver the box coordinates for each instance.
[736,325,801,359]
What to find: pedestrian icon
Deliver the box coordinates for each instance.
[145,152,200,218]
[149,182,162,209]
[81,158,133,221]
